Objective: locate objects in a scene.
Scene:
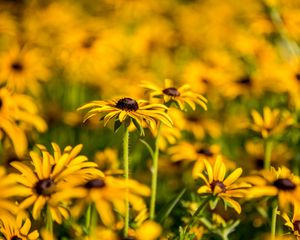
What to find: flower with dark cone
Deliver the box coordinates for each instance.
[77,97,172,134]
[197,155,250,214]
[244,167,300,208]
[0,215,39,240]
[10,143,103,223]
[141,79,207,111]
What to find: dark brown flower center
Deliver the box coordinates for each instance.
[11,236,22,240]
[35,178,54,196]
[237,76,251,85]
[187,115,200,123]
[116,98,138,111]
[163,87,180,97]
[197,148,213,157]
[273,178,296,191]
[254,158,264,169]
[82,36,97,49]
[293,220,300,233]
[210,180,226,192]
[121,237,136,240]
[295,73,300,82]
[84,179,106,189]
[0,98,3,109]
[11,61,24,72]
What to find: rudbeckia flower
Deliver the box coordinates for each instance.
[0,215,39,240]
[250,106,294,139]
[0,87,47,157]
[0,167,24,218]
[71,175,150,226]
[197,155,250,214]
[282,203,300,239]
[77,97,173,134]
[245,167,300,208]
[141,79,207,111]
[10,143,103,223]
[0,44,49,93]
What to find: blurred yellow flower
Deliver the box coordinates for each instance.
[0,87,47,157]
[142,79,207,111]
[245,167,300,208]
[282,203,300,239]
[250,106,293,139]
[0,214,39,240]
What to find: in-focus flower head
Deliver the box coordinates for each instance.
[250,106,294,139]
[77,97,173,134]
[197,155,250,214]
[0,214,39,240]
[141,79,208,111]
[245,166,300,208]
[10,143,102,223]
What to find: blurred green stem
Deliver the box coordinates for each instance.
[123,125,130,237]
[271,203,278,240]
[46,205,53,238]
[150,123,162,220]
[264,140,273,169]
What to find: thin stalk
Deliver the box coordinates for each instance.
[85,203,92,232]
[123,125,130,237]
[46,205,53,238]
[264,140,273,169]
[150,123,163,220]
[271,203,278,240]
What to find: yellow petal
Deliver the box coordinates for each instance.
[223,168,243,186]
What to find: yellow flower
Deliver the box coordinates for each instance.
[10,143,102,223]
[71,175,150,226]
[245,167,300,208]
[0,44,49,94]
[282,203,300,239]
[169,142,235,179]
[0,215,39,240]
[77,97,173,134]
[0,167,23,218]
[0,87,47,157]
[141,79,207,111]
[250,106,293,139]
[128,220,162,240]
[197,155,250,214]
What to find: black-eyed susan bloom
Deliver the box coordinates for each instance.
[77,97,173,134]
[0,167,24,218]
[10,143,103,223]
[71,175,150,227]
[197,155,250,214]
[141,79,208,111]
[0,215,39,240]
[250,106,294,139]
[245,167,300,208]
[282,203,300,239]
[0,87,47,157]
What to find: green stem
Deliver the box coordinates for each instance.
[46,205,53,238]
[150,123,163,220]
[264,140,273,170]
[85,203,92,232]
[271,203,278,240]
[123,125,130,237]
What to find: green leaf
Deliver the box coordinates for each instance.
[157,188,186,223]
[209,197,219,210]
[132,118,145,136]
[139,139,154,159]
[114,120,122,133]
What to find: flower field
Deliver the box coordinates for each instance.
[0,0,300,239]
